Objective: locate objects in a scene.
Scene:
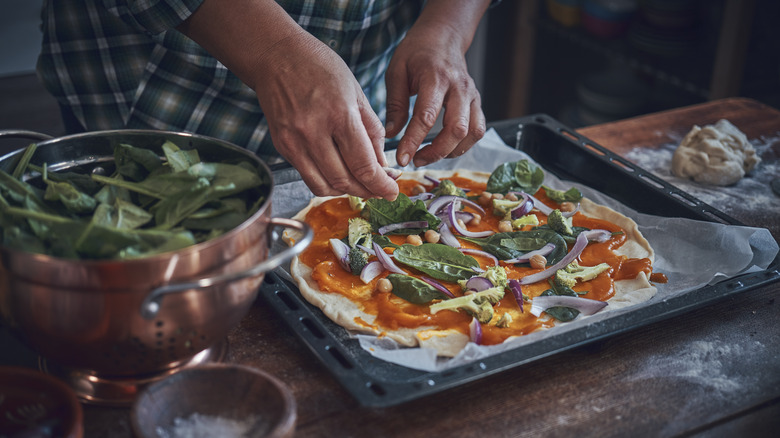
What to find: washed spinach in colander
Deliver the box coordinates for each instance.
[0,141,266,259]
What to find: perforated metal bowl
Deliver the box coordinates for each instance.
[0,130,311,404]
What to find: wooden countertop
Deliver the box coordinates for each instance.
[7,98,780,437]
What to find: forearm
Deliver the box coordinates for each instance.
[407,0,492,54]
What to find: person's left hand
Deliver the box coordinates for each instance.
[384,1,488,168]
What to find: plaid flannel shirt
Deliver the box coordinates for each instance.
[37,0,424,157]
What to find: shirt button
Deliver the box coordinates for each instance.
[327,39,339,49]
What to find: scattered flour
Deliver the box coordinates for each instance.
[631,338,765,393]
[624,134,780,223]
[155,413,264,438]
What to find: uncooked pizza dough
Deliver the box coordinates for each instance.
[671,119,761,186]
[283,169,657,357]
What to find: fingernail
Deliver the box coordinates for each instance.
[398,153,409,167]
[386,121,396,135]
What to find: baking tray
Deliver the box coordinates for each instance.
[257,114,780,408]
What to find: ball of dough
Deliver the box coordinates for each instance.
[671,119,761,186]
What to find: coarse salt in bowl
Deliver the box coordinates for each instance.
[131,364,296,438]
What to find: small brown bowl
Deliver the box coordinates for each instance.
[131,364,296,438]
[0,366,83,437]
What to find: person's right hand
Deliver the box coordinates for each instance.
[252,31,399,200]
[178,0,398,200]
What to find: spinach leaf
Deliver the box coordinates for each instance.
[393,243,479,283]
[114,143,163,181]
[43,179,97,214]
[388,274,450,304]
[540,282,580,322]
[373,235,400,249]
[181,198,249,231]
[363,193,441,234]
[92,199,153,230]
[486,159,544,194]
[461,229,568,264]
[542,186,583,203]
[162,140,201,172]
[11,143,37,179]
[151,177,213,230]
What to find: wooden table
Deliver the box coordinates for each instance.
[5,98,780,437]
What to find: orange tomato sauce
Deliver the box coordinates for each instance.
[299,174,655,346]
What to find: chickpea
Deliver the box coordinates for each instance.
[406,234,423,246]
[479,191,492,206]
[470,215,481,226]
[491,193,504,200]
[560,201,576,212]
[376,278,393,293]
[498,220,513,233]
[424,229,440,244]
[529,254,547,270]
[505,192,518,201]
[411,184,426,196]
[457,219,467,230]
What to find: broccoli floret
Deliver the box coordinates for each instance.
[482,266,508,289]
[512,214,539,229]
[429,288,503,324]
[348,195,366,211]
[492,198,524,218]
[547,209,573,236]
[555,260,611,288]
[348,217,373,248]
[348,246,369,275]
[495,312,513,328]
[432,179,467,198]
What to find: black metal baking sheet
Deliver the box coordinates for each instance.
[257,114,780,408]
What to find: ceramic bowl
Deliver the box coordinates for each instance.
[0,366,83,437]
[131,364,296,438]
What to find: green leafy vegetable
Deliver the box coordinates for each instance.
[392,243,479,283]
[486,159,544,195]
[363,193,441,234]
[387,274,450,304]
[542,186,583,203]
[460,229,568,264]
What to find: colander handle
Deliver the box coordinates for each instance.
[0,130,54,141]
[139,217,313,319]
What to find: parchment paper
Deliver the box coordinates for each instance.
[271,128,779,372]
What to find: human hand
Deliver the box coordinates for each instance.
[385,1,489,168]
[254,33,399,200]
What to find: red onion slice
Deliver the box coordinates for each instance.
[383,167,403,180]
[510,194,534,219]
[508,279,524,313]
[449,200,492,238]
[469,317,483,345]
[329,238,351,272]
[409,192,434,202]
[421,276,455,298]
[427,195,458,215]
[465,276,494,291]
[424,175,440,186]
[530,295,608,317]
[372,242,406,275]
[503,243,556,264]
[525,193,554,216]
[582,228,612,243]
[378,220,428,235]
[360,261,385,284]
[459,248,499,267]
[518,232,589,285]
[357,244,376,256]
[438,223,461,248]
[562,203,580,218]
